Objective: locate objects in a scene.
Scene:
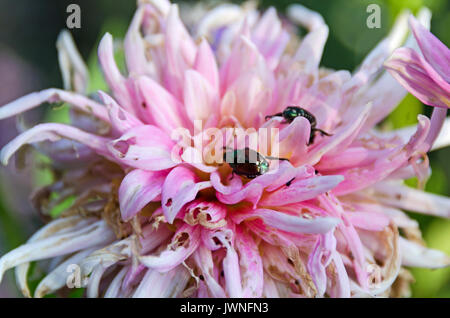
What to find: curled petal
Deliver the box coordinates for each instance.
[385,48,450,108]
[235,226,264,297]
[1,123,111,166]
[56,30,89,93]
[409,15,450,83]
[133,266,190,298]
[162,166,211,223]
[260,175,344,206]
[372,182,450,219]
[0,88,109,123]
[107,125,176,171]
[98,33,135,113]
[400,237,450,268]
[98,91,143,135]
[119,169,167,221]
[233,208,340,235]
[139,224,200,272]
[0,221,115,283]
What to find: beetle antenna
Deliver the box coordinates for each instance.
[265,155,289,161]
[313,128,332,137]
[265,112,283,121]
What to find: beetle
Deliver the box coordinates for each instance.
[222,147,289,179]
[265,106,332,145]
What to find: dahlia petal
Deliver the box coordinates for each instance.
[195,3,242,38]
[293,25,328,74]
[216,182,263,207]
[409,15,450,83]
[162,166,212,223]
[251,7,289,69]
[0,123,112,166]
[139,225,200,272]
[183,199,227,229]
[424,107,447,152]
[98,33,134,112]
[56,30,89,93]
[163,4,197,100]
[372,182,450,219]
[222,241,243,298]
[233,208,340,235]
[98,91,143,135]
[307,102,372,165]
[184,70,220,126]
[0,220,115,283]
[0,88,109,123]
[315,147,391,172]
[119,169,167,221]
[400,237,450,268]
[260,175,344,206]
[34,248,96,298]
[181,147,218,173]
[138,76,186,135]
[319,195,369,289]
[219,35,262,94]
[307,231,336,297]
[235,226,263,297]
[104,266,128,298]
[345,211,390,231]
[333,115,431,195]
[277,117,311,164]
[107,125,176,171]
[14,216,94,297]
[193,244,226,298]
[124,5,154,77]
[385,48,450,108]
[287,4,326,31]
[132,266,190,298]
[193,244,227,298]
[327,253,351,298]
[194,39,220,91]
[210,170,243,195]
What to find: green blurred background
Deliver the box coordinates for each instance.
[0,0,448,297]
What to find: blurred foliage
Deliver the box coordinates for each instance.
[0,0,449,297]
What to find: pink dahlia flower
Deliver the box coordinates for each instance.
[385,14,450,108]
[0,1,449,298]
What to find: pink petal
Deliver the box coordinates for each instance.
[233,208,341,235]
[98,33,135,113]
[194,39,219,91]
[119,169,167,221]
[385,47,450,108]
[0,123,111,166]
[184,70,220,127]
[235,226,263,297]
[400,237,450,268]
[192,244,226,297]
[0,88,109,123]
[259,175,344,206]
[210,170,243,195]
[138,76,187,135]
[98,91,143,135]
[163,4,197,100]
[162,166,211,223]
[409,15,450,83]
[139,224,200,272]
[107,125,177,171]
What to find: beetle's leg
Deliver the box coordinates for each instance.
[286,177,295,187]
[265,156,290,161]
[229,172,235,180]
[313,128,333,137]
[265,112,283,121]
